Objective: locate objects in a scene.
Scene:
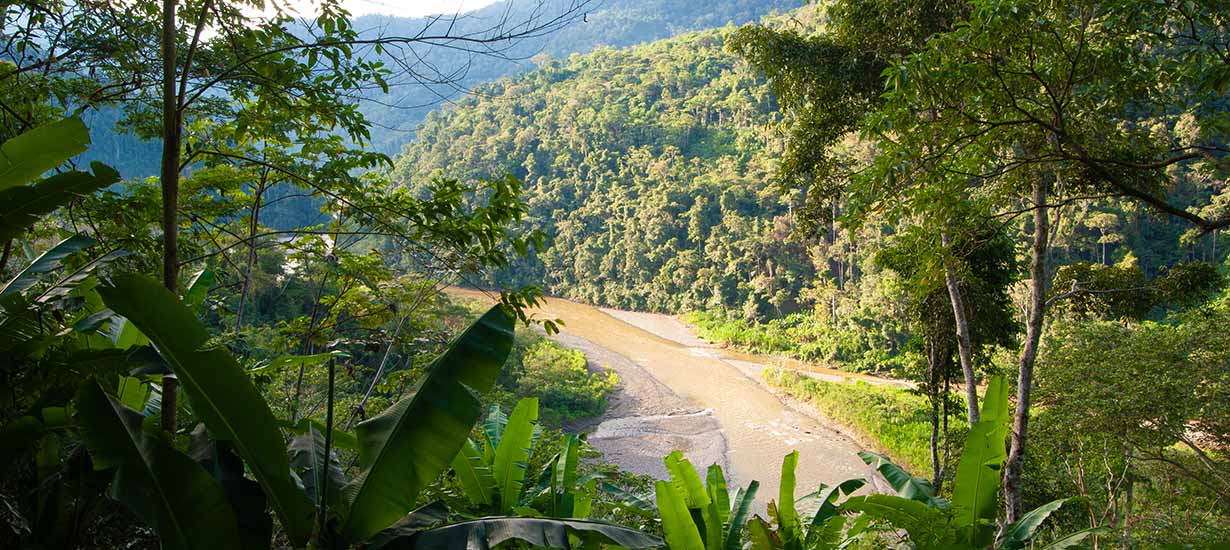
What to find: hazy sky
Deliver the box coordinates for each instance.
[288,0,505,18]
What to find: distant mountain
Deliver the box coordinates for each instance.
[79,0,801,179]
[355,0,799,154]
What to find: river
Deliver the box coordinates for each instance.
[450,289,892,505]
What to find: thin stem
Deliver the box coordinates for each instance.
[318,358,336,545]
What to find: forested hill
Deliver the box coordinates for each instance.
[76,0,800,178]
[391,9,1227,320]
[390,25,814,314]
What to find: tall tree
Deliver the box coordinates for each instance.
[730,0,986,416]
[867,0,1230,520]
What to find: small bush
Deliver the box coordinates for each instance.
[501,336,619,425]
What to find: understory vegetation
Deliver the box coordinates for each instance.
[496,333,620,426]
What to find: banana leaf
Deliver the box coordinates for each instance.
[99,273,315,545]
[76,382,242,550]
[338,305,513,541]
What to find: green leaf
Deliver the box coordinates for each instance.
[552,433,581,516]
[482,403,507,452]
[703,469,726,550]
[287,422,349,510]
[386,516,661,550]
[183,269,214,312]
[656,480,705,550]
[494,397,539,513]
[805,478,866,546]
[748,517,780,550]
[189,426,274,550]
[76,382,242,550]
[34,247,129,304]
[725,481,759,550]
[707,464,730,526]
[951,376,1009,546]
[0,117,90,190]
[98,273,315,545]
[1035,527,1112,550]
[778,450,802,549]
[840,494,953,544]
[1,234,95,296]
[364,502,449,549]
[339,305,513,541]
[664,450,711,510]
[859,451,937,503]
[450,439,496,507]
[116,375,149,411]
[998,498,1067,550]
[0,163,119,242]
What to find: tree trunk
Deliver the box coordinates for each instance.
[942,233,979,425]
[928,341,943,488]
[1005,175,1050,522]
[159,0,180,434]
[235,179,266,331]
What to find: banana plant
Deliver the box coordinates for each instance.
[73,273,658,549]
[452,400,631,519]
[654,451,760,550]
[743,451,865,550]
[0,118,118,242]
[839,376,1109,549]
[452,398,595,517]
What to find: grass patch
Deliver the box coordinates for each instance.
[764,367,958,475]
[683,310,909,374]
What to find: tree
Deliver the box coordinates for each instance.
[729,0,994,417]
[867,0,1230,520]
[2,0,590,430]
[877,225,1019,487]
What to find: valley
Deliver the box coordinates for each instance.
[450,288,889,505]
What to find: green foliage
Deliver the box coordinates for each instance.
[743,451,865,550]
[98,273,316,544]
[492,398,539,515]
[1027,294,1230,547]
[0,140,120,242]
[839,376,1107,549]
[339,306,515,541]
[654,452,760,550]
[1050,260,1224,321]
[392,24,831,316]
[685,310,909,374]
[503,337,619,424]
[0,117,91,188]
[387,516,662,550]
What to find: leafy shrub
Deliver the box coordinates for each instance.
[684,310,909,374]
[500,336,619,425]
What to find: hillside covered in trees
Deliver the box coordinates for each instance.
[392,9,1228,358]
[393,25,812,315]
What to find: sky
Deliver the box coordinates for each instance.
[285,0,505,18]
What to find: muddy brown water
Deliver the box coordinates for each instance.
[450,289,891,505]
